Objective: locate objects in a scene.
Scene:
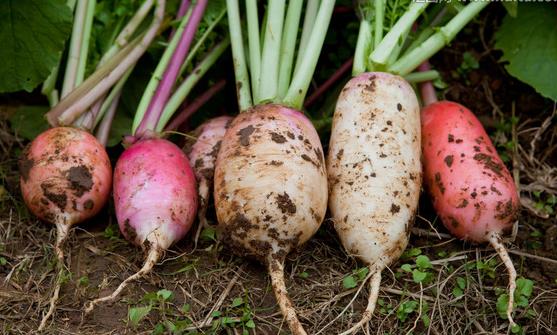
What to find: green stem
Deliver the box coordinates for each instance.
[292,0,319,78]
[277,0,303,99]
[389,1,489,75]
[94,67,134,128]
[403,70,438,83]
[284,0,335,110]
[155,39,230,131]
[352,20,372,76]
[368,2,428,71]
[61,0,89,97]
[386,25,410,67]
[374,0,385,47]
[257,0,285,103]
[226,0,252,111]
[75,0,96,87]
[179,6,226,78]
[245,0,261,102]
[132,8,193,133]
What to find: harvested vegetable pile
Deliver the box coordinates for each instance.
[0,1,556,335]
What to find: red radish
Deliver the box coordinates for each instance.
[85,138,197,312]
[214,104,328,335]
[420,64,520,325]
[185,115,232,245]
[85,0,229,312]
[327,73,422,334]
[218,1,335,333]
[19,127,111,329]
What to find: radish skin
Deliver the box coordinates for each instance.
[421,100,519,324]
[19,127,111,330]
[185,116,233,245]
[327,73,422,333]
[85,138,197,312]
[214,104,327,335]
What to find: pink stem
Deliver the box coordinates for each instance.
[304,57,353,108]
[95,91,122,146]
[165,79,226,132]
[419,61,438,106]
[136,0,208,137]
[169,0,190,39]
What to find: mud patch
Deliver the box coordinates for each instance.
[84,199,94,210]
[67,165,93,197]
[473,153,503,177]
[40,182,67,210]
[237,125,256,146]
[434,173,446,194]
[123,219,138,242]
[276,193,296,215]
[444,155,454,167]
[270,132,287,144]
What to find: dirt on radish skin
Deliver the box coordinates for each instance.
[85,138,197,312]
[185,115,233,242]
[20,127,112,227]
[421,101,519,242]
[327,73,422,334]
[214,104,327,334]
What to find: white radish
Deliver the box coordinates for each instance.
[327,72,422,333]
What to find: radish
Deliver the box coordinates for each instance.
[215,1,334,334]
[323,2,490,333]
[85,0,229,312]
[19,127,111,329]
[419,62,520,326]
[22,0,167,328]
[184,115,232,245]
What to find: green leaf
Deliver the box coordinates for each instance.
[452,287,463,298]
[415,255,432,270]
[400,264,412,272]
[0,257,7,266]
[496,294,509,319]
[298,271,309,279]
[456,277,466,290]
[157,289,173,301]
[9,106,49,141]
[495,4,557,101]
[511,323,522,334]
[0,0,73,93]
[343,275,357,289]
[231,297,244,308]
[128,305,152,327]
[200,226,217,241]
[516,278,534,298]
[412,270,427,283]
[245,319,256,328]
[502,1,518,18]
[181,303,191,314]
[402,248,421,259]
[106,110,133,147]
[355,267,369,281]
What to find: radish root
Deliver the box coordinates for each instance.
[489,232,517,327]
[84,247,162,314]
[38,223,70,331]
[267,257,307,335]
[339,270,382,335]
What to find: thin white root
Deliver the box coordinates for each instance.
[489,232,517,327]
[267,257,307,335]
[193,206,208,249]
[339,270,382,335]
[38,223,70,331]
[84,247,161,314]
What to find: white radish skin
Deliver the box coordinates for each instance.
[327,72,422,334]
[214,104,327,335]
[185,116,233,245]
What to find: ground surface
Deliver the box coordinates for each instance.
[1,6,557,335]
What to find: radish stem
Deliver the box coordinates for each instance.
[61,0,90,97]
[257,0,285,103]
[95,91,121,146]
[170,0,190,39]
[226,0,252,111]
[293,0,319,78]
[404,70,438,84]
[136,0,208,137]
[489,232,517,327]
[352,20,372,76]
[245,0,261,102]
[277,0,304,99]
[374,0,385,47]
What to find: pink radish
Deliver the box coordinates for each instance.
[85,138,197,312]
[327,73,422,334]
[84,0,230,312]
[420,64,520,325]
[19,127,111,329]
[219,1,335,333]
[185,115,232,245]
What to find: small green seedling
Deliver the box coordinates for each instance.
[343,267,370,289]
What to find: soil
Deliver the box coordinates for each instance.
[1,5,556,335]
